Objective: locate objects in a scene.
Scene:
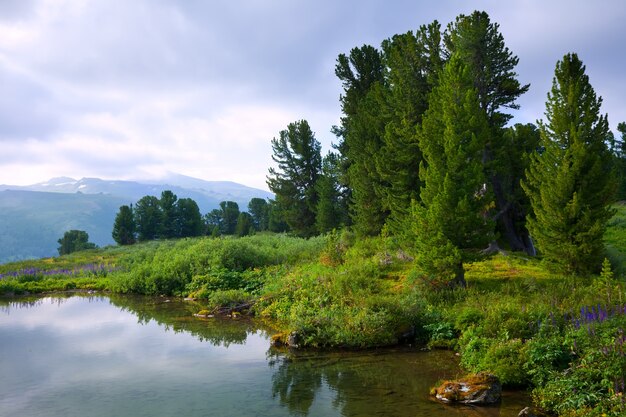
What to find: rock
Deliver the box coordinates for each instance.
[431,372,501,405]
[518,406,552,417]
[286,331,300,348]
[270,331,301,348]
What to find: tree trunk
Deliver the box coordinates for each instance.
[450,262,467,288]
[491,173,534,255]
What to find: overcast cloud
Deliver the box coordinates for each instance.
[1,0,625,190]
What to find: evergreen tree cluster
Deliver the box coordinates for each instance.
[112,191,285,245]
[267,10,621,279]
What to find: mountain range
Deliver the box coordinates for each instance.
[0,174,273,263]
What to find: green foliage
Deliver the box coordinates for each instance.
[235,212,254,237]
[411,53,493,286]
[375,23,443,236]
[315,152,346,234]
[267,120,322,237]
[247,198,269,231]
[523,53,617,275]
[134,195,161,241]
[334,44,388,236]
[57,230,97,255]
[159,190,178,239]
[219,201,240,235]
[112,204,136,245]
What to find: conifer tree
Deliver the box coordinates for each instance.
[247,198,269,231]
[219,201,240,235]
[412,54,493,287]
[112,204,136,245]
[175,198,203,237]
[235,212,254,237]
[375,22,444,237]
[522,53,616,275]
[315,152,345,234]
[134,195,161,241]
[445,11,531,253]
[267,120,321,237]
[615,122,626,200]
[334,45,388,236]
[159,190,178,239]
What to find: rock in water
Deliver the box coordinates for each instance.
[431,372,501,405]
[518,406,552,417]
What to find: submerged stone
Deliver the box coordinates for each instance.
[431,372,501,405]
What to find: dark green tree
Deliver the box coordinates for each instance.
[615,122,626,200]
[134,195,162,241]
[267,120,322,237]
[159,190,178,239]
[219,201,240,235]
[204,209,222,236]
[495,123,541,254]
[315,152,345,233]
[267,199,289,233]
[444,10,531,253]
[375,22,444,236]
[57,230,97,255]
[334,45,388,236]
[412,54,493,287]
[175,198,204,237]
[522,53,617,275]
[112,204,136,245]
[248,198,269,231]
[235,212,254,237]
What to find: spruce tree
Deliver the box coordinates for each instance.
[615,122,626,200]
[412,54,493,287]
[112,204,136,245]
[134,195,161,241]
[235,212,254,237]
[267,120,321,237]
[175,198,203,237]
[334,45,388,236]
[248,198,269,231]
[315,152,345,234]
[375,22,444,237]
[159,190,178,239]
[522,53,616,275]
[219,201,240,235]
[445,11,531,253]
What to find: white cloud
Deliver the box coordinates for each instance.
[0,0,625,190]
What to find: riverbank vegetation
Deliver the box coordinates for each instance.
[1,206,626,415]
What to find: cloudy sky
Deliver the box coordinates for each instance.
[1,0,625,190]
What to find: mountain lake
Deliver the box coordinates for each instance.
[0,294,530,417]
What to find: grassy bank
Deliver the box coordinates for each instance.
[1,205,626,416]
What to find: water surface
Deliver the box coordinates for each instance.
[0,295,529,417]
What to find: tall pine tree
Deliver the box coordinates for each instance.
[412,54,493,287]
[334,45,388,236]
[522,53,616,275]
[267,120,321,237]
[375,22,444,237]
[315,152,346,234]
[445,11,531,253]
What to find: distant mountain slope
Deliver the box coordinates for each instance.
[0,174,274,263]
[1,174,273,213]
[0,190,127,263]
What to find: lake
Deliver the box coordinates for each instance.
[0,294,529,417]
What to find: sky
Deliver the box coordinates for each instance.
[1,0,625,191]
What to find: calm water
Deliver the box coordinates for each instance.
[0,295,529,417]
